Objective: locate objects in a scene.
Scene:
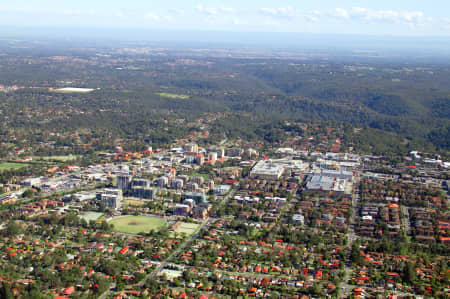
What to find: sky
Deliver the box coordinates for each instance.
[1,0,450,36]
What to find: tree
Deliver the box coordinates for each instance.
[403,262,416,284]
[22,189,35,198]
[350,241,363,265]
[100,220,110,231]
[312,283,323,295]
[0,284,14,299]
[5,221,23,237]
[144,278,160,292]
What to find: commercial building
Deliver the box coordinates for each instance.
[185,191,207,204]
[21,177,42,187]
[305,175,353,197]
[170,179,184,189]
[214,185,231,195]
[130,187,156,199]
[191,176,204,186]
[98,188,122,209]
[118,174,133,190]
[154,176,169,187]
[184,153,205,165]
[184,143,199,153]
[320,169,353,181]
[250,160,285,180]
[227,147,243,157]
[131,178,151,188]
[208,148,225,158]
[208,152,218,163]
[174,204,191,216]
[193,203,211,219]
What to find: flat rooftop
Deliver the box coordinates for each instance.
[54,87,95,93]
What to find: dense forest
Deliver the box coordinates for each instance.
[0,39,449,156]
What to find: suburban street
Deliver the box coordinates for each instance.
[99,190,235,298]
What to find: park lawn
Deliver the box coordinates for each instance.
[81,212,104,222]
[123,199,146,206]
[160,269,183,279]
[155,92,190,100]
[0,162,30,171]
[174,222,200,236]
[109,216,166,234]
[37,155,80,162]
[189,172,210,180]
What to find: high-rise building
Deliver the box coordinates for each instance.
[184,143,199,153]
[98,188,122,209]
[131,178,151,188]
[208,152,218,162]
[117,174,132,190]
[130,187,157,199]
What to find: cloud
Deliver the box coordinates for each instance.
[233,18,247,26]
[255,6,432,28]
[115,11,127,19]
[333,8,349,19]
[0,5,444,34]
[258,7,325,23]
[169,8,185,16]
[144,13,173,22]
[196,5,235,16]
[59,9,84,16]
[330,7,432,27]
[259,7,299,19]
[442,18,450,29]
[303,10,322,23]
[0,7,90,16]
[144,13,161,21]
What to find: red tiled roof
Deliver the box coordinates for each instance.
[63,286,75,295]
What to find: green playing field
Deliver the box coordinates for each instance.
[109,216,166,234]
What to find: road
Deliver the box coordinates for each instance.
[401,205,411,236]
[97,218,213,299]
[99,190,234,298]
[141,190,234,283]
[97,283,116,299]
[340,172,360,297]
[138,216,213,286]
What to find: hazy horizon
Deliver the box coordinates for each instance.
[2,1,450,57]
[1,25,450,58]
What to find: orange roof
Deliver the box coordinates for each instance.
[63,286,75,295]
[359,277,370,280]
[48,166,59,172]
[119,246,129,254]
